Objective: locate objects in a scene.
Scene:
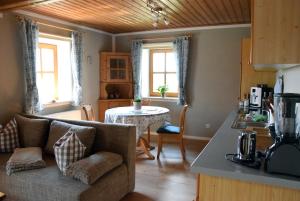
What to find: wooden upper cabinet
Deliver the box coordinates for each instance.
[240,38,276,97]
[252,0,300,66]
[100,52,132,83]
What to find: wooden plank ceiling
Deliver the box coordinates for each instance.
[9,0,251,33]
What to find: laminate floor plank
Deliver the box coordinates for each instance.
[122,140,208,201]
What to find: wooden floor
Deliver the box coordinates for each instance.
[122,139,208,201]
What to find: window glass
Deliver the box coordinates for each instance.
[166,52,176,72]
[153,73,165,92]
[41,48,55,71]
[166,73,178,93]
[36,35,72,104]
[153,52,165,72]
[149,48,178,97]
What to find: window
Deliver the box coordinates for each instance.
[37,43,58,101]
[36,34,73,105]
[149,48,178,97]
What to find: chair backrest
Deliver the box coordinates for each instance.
[82,104,95,121]
[179,104,188,136]
[142,99,151,106]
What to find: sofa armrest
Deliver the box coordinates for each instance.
[91,123,136,192]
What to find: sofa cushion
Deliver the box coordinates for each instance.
[45,121,96,156]
[6,147,46,175]
[66,151,123,185]
[15,115,49,147]
[0,119,20,153]
[0,153,129,201]
[54,131,86,175]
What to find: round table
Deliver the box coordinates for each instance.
[104,106,170,159]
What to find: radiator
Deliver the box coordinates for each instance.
[45,109,82,120]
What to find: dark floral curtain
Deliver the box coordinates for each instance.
[71,31,83,106]
[131,40,143,99]
[19,18,40,114]
[174,36,190,105]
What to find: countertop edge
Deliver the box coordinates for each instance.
[190,109,300,190]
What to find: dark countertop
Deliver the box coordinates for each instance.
[190,110,300,190]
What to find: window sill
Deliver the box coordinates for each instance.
[42,101,72,109]
[143,97,178,102]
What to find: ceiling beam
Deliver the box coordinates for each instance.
[0,0,60,11]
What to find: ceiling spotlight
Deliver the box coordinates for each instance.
[164,18,170,25]
[147,0,170,28]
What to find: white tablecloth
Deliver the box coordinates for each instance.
[104,106,170,141]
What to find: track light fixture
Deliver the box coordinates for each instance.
[146,0,170,28]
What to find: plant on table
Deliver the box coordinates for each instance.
[133,97,142,110]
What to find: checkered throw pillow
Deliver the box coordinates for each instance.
[0,119,20,153]
[54,131,86,175]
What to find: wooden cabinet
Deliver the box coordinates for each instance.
[195,174,300,201]
[98,99,132,122]
[98,52,133,121]
[240,38,276,97]
[251,0,300,66]
[100,52,132,83]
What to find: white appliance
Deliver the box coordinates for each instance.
[250,87,262,108]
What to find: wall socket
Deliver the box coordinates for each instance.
[205,123,211,129]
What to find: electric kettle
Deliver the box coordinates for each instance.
[236,130,256,162]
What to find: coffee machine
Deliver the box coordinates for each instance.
[250,87,262,108]
[265,93,300,177]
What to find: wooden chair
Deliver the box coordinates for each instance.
[82,104,95,121]
[156,104,188,160]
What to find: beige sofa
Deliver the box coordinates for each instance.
[0,114,136,201]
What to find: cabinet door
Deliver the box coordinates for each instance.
[108,101,121,108]
[107,56,129,82]
[118,101,131,107]
[99,101,109,122]
[252,0,300,65]
[240,38,276,97]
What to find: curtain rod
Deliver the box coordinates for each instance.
[140,35,192,42]
[37,22,75,32]
[16,15,75,32]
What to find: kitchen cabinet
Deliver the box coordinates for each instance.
[196,174,300,201]
[192,111,300,201]
[98,52,133,121]
[251,0,300,67]
[240,38,276,97]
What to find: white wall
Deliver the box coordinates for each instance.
[0,12,111,123]
[283,65,300,93]
[116,27,250,137]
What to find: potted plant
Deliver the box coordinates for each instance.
[133,98,142,110]
[157,85,168,98]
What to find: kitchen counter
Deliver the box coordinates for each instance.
[191,110,300,190]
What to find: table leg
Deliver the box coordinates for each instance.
[147,126,151,143]
[139,137,155,160]
[146,126,155,151]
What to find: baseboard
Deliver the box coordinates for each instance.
[143,132,211,141]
